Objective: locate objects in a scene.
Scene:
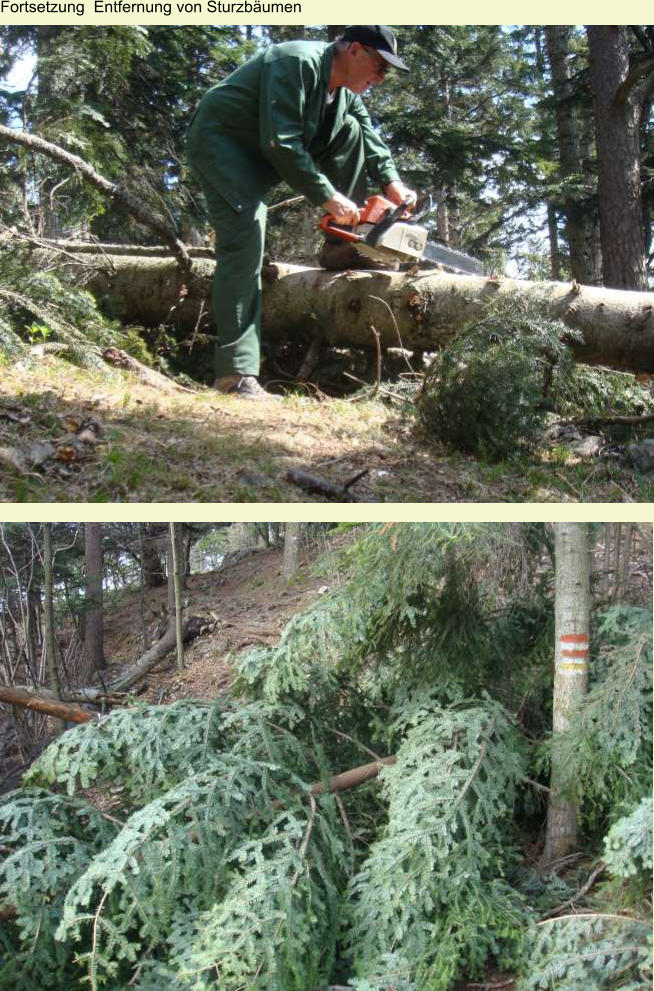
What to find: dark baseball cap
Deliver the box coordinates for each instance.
[341,25,410,73]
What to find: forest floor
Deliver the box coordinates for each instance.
[102,541,338,704]
[1,352,653,502]
[0,540,337,794]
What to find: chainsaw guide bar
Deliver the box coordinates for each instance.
[319,194,483,276]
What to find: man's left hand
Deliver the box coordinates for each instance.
[384,180,417,209]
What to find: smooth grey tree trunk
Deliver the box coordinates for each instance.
[84,522,105,672]
[138,523,149,651]
[282,523,302,583]
[542,522,591,864]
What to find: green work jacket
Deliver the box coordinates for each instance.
[187,40,400,213]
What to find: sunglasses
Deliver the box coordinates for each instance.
[363,47,389,76]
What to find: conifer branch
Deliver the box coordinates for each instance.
[0,124,191,276]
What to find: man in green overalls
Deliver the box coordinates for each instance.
[187,25,416,400]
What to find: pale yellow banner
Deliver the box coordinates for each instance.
[1,5,653,25]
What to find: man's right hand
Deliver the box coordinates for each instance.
[323,192,360,226]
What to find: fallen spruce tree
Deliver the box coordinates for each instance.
[5,123,651,375]
[34,244,654,373]
[1,524,651,991]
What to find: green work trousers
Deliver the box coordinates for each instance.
[191,115,370,379]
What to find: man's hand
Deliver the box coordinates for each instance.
[323,192,360,226]
[384,180,417,209]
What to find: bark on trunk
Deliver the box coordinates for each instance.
[141,525,167,588]
[546,26,602,286]
[282,523,302,583]
[84,522,105,672]
[38,248,654,373]
[587,27,649,290]
[542,522,591,865]
[0,686,93,723]
[169,523,185,674]
[42,524,61,705]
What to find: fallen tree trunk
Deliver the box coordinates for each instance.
[0,618,208,711]
[33,245,654,372]
[308,755,396,797]
[77,616,209,698]
[0,686,93,723]
[0,684,398,795]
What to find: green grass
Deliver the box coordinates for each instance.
[1,354,653,503]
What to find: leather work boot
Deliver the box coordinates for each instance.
[317,240,399,272]
[213,375,281,401]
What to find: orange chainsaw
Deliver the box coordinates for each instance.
[319,194,483,275]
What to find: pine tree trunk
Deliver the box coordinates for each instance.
[84,522,105,672]
[542,522,591,865]
[42,523,63,732]
[26,582,41,679]
[169,523,185,674]
[142,525,167,588]
[282,523,302,583]
[545,26,602,286]
[587,27,648,290]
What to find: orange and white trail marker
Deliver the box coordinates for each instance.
[557,632,590,674]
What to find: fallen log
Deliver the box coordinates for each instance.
[308,755,396,797]
[33,245,654,373]
[0,617,209,713]
[0,686,93,723]
[75,616,208,698]
[0,686,398,796]
[286,467,375,502]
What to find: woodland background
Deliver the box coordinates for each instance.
[1,27,654,503]
[1,25,652,286]
[0,521,651,991]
